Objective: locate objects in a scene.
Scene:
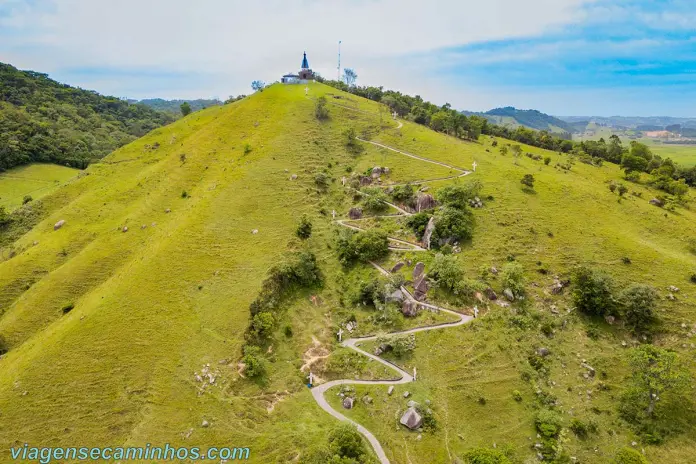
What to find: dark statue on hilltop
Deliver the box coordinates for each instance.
[282,52,315,84]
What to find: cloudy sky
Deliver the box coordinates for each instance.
[1,0,694,116]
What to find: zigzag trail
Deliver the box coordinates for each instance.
[308,93,477,463]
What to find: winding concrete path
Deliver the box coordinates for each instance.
[308,90,477,463]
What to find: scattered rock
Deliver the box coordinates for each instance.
[649,198,664,207]
[201,420,210,428]
[581,362,596,377]
[383,167,390,175]
[348,207,363,219]
[371,166,382,178]
[669,285,680,293]
[485,287,498,300]
[252,229,259,234]
[290,174,298,180]
[374,344,391,356]
[413,262,426,280]
[141,224,147,229]
[401,300,418,317]
[537,347,551,357]
[400,407,423,430]
[122,226,128,233]
[54,220,65,231]
[403,391,411,398]
[391,262,405,273]
[407,400,419,408]
[359,176,372,186]
[415,193,436,212]
[490,266,499,275]
[165,208,171,213]
[503,288,515,301]
[667,293,676,301]
[387,289,405,303]
[342,397,355,409]
[362,395,373,405]
[388,386,394,395]
[605,315,615,325]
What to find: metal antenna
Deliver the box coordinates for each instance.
[337,40,341,81]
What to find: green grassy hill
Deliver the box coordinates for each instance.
[0,83,695,463]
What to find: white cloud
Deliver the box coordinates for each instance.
[1,0,594,99]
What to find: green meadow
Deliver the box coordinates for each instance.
[0,164,78,211]
[0,82,695,463]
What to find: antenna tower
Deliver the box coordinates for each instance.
[337,40,341,81]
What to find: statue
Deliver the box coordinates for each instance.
[337,328,343,342]
[472,161,478,172]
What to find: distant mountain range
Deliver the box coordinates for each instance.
[130,98,223,116]
[462,107,576,134]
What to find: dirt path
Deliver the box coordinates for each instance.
[307,89,476,463]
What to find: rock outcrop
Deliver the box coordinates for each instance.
[415,193,436,212]
[400,407,423,430]
[422,216,436,250]
[348,207,363,219]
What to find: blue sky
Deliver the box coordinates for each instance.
[0,0,694,116]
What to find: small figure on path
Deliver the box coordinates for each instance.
[474,306,479,318]
[337,328,343,342]
[413,366,417,382]
[472,161,478,172]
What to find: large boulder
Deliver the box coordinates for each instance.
[387,289,405,303]
[649,198,664,207]
[413,262,425,280]
[401,300,418,317]
[343,397,355,409]
[503,288,515,301]
[415,193,436,212]
[400,407,423,430]
[359,176,372,186]
[485,287,498,300]
[422,216,436,250]
[348,207,363,219]
[413,276,429,301]
[371,166,382,178]
[391,262,405,273]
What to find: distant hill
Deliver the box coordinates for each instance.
[558,115,696,129]
[463,106,575,134]
[135,98,223,116]
[0,62,174,171]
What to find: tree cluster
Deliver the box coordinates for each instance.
[0,62,174,171]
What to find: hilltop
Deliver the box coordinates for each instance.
[0,62,174,171]
[0,82,695,463]
[463,106,575,135]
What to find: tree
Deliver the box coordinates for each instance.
[343,68,358,87]
[617,183,628,197]
[501,262,526,297]
[437,180,483,209]
[327,424,369,461]
[620,285,658,335]
[625,345,690,418]
[251,80,266,92]
[336,229,389,265]
[241,345,266,378]
[572,266,616,316]
[180,102,192,117]
[433,207,475,244]
[510,144,522,158]
[22,195,32,205]
[621,154,648,174]
[296,215,313,239]
[521,174,535,189]
[430,253,464,291]
[544,156,551,165]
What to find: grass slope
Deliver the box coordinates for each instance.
[1,82,695,463]
[0,164,78,210]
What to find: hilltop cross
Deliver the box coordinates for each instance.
[305,86,309,96]
[472,161,478,172]
[332,210,337,219]
[474,306,479,318]
[307,371,314,387]
[337,328,343,342]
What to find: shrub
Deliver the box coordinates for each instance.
[687,238,696,255]
[336,229,389,265]
[535,408,563,439]
[512,390,522,402]
[22,195,32,205]
[463,447,512,464]
[620,285,658,335]
[625,171,641,182]
[314,172,330,190]
[609,181,617,193]
[376,333,416,357]
[181,190,189,198]
[429,253,464,292]
[350,279,385,308]
[315,96,330,120]
[249,312,275,340]
[572,266,616,317]
[691,273,696,284]
[618,183,628,197]
[344,127,360,151]
[243,143,252,154]
[0,334,8,355]
[569,418,597,439]
[437,181,483,209]
[521,174,535,189]
[432,207,475,244]
[405,212,431,240]
[544,156,551,165]
[612,448,649,464]
[327,424,369,461]
[362,189,389,212]
[0,206,11,228]
[391,184,415,205]
[501,262,525,297]
[61,303,75,314]
[295,215,313,239]
[241,345,266,378]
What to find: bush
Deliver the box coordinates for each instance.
[249,312,275,340]
[544,156,551,165]
[609,181,617,193]
[336,229,389,265]
[362,189,389,212]
[0,334,8,355]
[512,390,522,402]
[241,345,266,378]
[0,206,11,228]
[315,96,330,120]
[314,172,330,191]
[405,212,431,240]
[22,195,32,205]
[462,448,512,464]
[61,303,75,314]
[376,333,416,357]
[429,253,463,292]
[618,183,629,197]
[620,285,658,335]
[572,266,616,317]
[391,184,415,205]
[535,408,563,439]
[432,207,475,244]
[521,174,535,189]
[326,424,369,461]
[437,181,483,209]
[612,448,649,464]
[350,279,385,308]
[243,143,252,154]
[296,215,313,239]
[181,190,189,198]
[569,418,597,439]
[501,262,525,297]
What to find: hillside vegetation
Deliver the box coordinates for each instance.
[135,98,223,116]
[0,83,695,464]
[0,62,174,171]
